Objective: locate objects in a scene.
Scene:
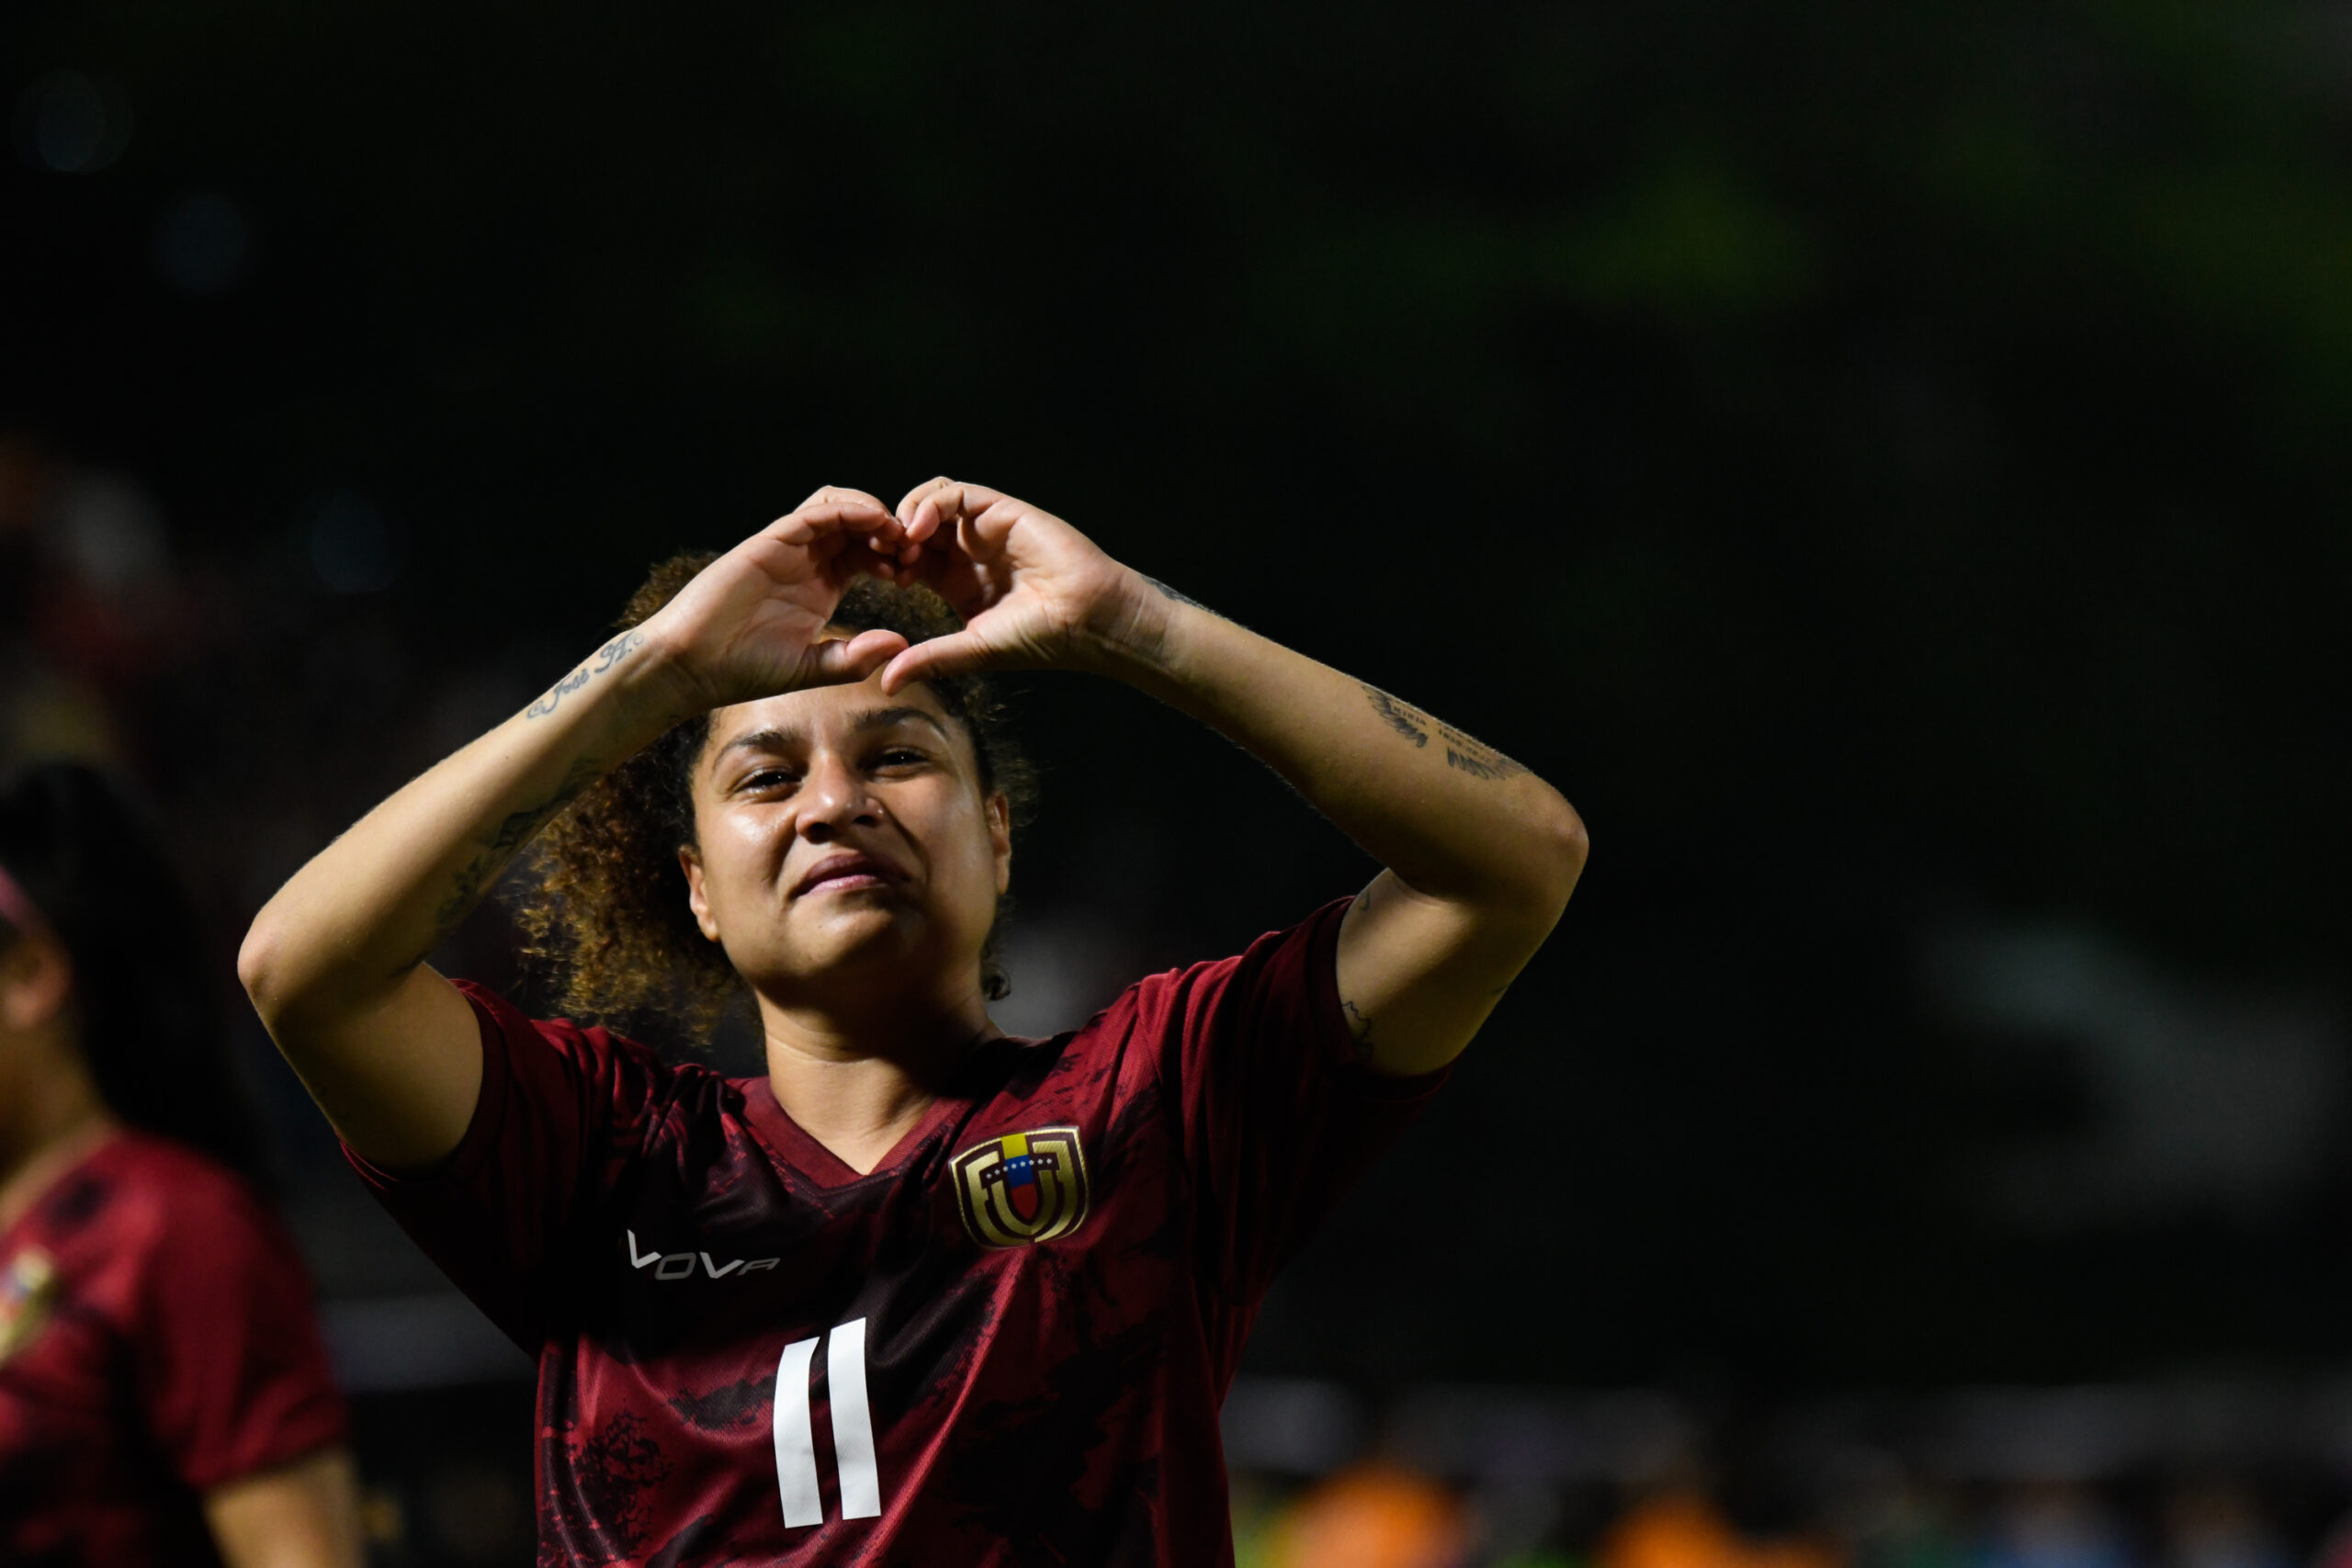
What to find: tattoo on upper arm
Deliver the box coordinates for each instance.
[1358,683,1530,779]
[527,631,645,720]
[1340,998,1377,1065]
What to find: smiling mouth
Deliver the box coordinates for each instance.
[790,853,907,898]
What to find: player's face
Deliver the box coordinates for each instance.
[680,665,1010,1013]
[0,928,78,1095]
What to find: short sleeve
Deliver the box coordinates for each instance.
[1145,897,1448,1309]
[344,981,676,1352]
[132,1179,347,1492]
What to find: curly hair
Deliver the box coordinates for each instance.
[513,555,1037,1040]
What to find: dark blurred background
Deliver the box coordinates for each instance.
[6,2,2350,1562]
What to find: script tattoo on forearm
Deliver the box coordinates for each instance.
[527,630,645,720]
[424,757,605,948]
[1358,683,1530,780]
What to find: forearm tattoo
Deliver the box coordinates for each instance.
[424,757,605,953]
[527,630,645,720]
[1358,683,1530,780]
[1141,575,1213,614]
[1364,686,1429,748]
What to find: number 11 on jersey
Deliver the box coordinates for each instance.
[774,1318,882,1528]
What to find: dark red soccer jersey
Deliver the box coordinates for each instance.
[0,1131,349,1567]
[352,897,1444,1565]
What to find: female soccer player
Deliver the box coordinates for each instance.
[0,761,359,1568]
[241,479,1587,1564]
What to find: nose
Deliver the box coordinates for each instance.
[797,750,877,844]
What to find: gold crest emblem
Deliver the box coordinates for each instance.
[0,1248,59,1366]
[950,1126,1090,1248]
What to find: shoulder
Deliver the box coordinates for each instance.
[74,1132,261,1230]
[453,978,731,1117]
[1000,904,1351,1112]
[1087,899,1352,1039]
[454,978,651,1069]
[58,1133,303,1296]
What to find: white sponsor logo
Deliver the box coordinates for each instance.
[625,1229,780,1280]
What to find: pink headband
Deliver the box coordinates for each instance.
[0,862,46,937]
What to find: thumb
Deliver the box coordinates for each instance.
[802,629,909,688]
[878,630,993,694]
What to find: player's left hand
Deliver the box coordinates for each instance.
[878,478,1158,690]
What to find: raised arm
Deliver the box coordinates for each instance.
[884,479,1588,1076]
[237,492,919,1168]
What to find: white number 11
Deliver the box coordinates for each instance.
[773,1318,882,1528]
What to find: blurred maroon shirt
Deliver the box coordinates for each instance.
[0,1131,348,1567]
[353,897,1444,1566]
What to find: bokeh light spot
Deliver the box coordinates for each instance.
[306,491,406,595]
[14,70,132,173]
[56,474,170,591]
[153,190,253,295]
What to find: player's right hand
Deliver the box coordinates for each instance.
[635,487,918,714]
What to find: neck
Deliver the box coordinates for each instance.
[0,1023,117,1234]
[754,975,998,1178]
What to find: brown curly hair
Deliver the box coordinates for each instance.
[513,553,1037,1039]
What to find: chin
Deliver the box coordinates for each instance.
[734,897,993,1002]
[774,906,933,984]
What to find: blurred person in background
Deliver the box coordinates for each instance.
[1976,1484,2136,1568]
[1603,1483,1840,1568]
[0,434,198,771]
[1261,1461,1469,1568]
[0,761,361,1568]
[240,479,1588,1563]
[2155,1482,2286,1568]
[1836,1462,1966,1568]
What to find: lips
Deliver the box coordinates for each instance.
[789,852,908,898]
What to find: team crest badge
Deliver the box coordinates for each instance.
[950,1126,1090,1248]
[0,1248,59,1367]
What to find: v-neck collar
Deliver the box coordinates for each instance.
[733,1076,965,1190]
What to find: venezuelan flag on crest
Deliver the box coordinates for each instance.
[949,1126,1090,1248]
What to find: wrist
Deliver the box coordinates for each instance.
[520,625,705,757]
[608,626,708,731]
[1078,568,1192,681]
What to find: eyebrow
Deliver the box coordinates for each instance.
[714,705,952,763]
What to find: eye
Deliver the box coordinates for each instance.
[872,746,929,771]
[738,766,801,795]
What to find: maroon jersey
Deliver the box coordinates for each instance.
[0,1131,348,1567]
[353,897,1444,1565]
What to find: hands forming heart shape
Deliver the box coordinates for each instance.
[639,478,1161,714]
